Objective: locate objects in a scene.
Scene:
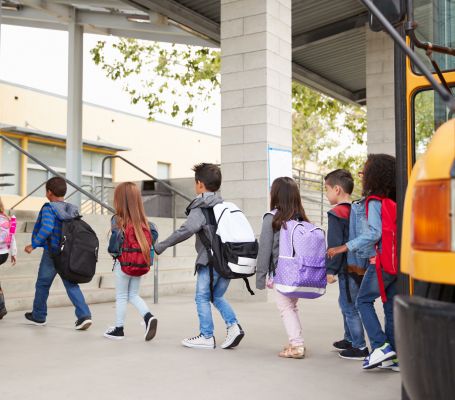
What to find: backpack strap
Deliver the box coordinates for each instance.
[365,196,389,302]
[243,277,255,296]
[198,208,216,302]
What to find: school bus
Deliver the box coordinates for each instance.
[364,1,455,399]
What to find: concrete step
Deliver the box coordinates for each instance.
[4,280,195,312]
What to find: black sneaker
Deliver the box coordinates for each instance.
[75,316,92,330]
[339,347,370,360]
[24,312,46,326]
[333,339,353,351]
[144,312,158,342]
[0,307,7,320]
[104,326,124,340]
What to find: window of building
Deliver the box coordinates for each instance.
[0,138,20,195]
[157,162,170,180]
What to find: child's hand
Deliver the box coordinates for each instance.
[327,274,337,284]
[327,245,348,259]
[11,255,17,265]
[24,245,34,254]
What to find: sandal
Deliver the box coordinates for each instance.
[278,344,305,359]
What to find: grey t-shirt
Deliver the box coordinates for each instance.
[256,213,280,290]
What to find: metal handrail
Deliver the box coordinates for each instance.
[9,181,47,211]
[101,155,192,209]
[0,134,115,213]
[65,185,93,201]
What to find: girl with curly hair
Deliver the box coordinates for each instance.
[327,154,398,372]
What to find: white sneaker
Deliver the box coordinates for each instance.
[379,358,400,372]
[221,323,245,349]
[182,334,215,349]
[363,342,396,369]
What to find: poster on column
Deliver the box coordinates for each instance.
[268,146,293,188]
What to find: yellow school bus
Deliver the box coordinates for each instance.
[364,1,455,399]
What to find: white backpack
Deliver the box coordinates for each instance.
[199,202,258,297]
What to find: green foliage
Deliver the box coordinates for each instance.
[292,82,367,183]
[90,38,220,127]
[91,38,366,178]
[414,90,435,157]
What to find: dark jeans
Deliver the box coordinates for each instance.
[356,264,397,351]
[32,250,91,321]
[338,273,366,349]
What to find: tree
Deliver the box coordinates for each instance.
[91,38,366,175]
[91,38,220,127]
[292,82,367,180]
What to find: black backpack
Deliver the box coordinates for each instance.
[51,217,99,284]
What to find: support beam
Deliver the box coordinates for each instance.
[121,0,220,42]
[292,62,361,105]
[293,13,368,53]
[0,7,215,46]
[66,9,83,207]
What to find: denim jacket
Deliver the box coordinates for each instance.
[108,216,159,259]
[346,198,382,267]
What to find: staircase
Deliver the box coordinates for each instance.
[0,212,197,312]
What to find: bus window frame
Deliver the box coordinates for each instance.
[411,85,454,165]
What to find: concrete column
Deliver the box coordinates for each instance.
[66,9,83,206]
[366,29,396,155]
[220,0,293,234]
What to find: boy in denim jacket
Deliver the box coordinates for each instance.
[325,170,368,360]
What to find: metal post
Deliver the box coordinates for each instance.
[153,256,159,304]
[320,177,324,226]
[172,192,177,257]
[66,8,84,207]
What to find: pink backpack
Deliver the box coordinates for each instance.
[0,214,16,249]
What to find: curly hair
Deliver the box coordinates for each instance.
[362,154,396,201]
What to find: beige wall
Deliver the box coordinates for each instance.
[0,82,221,182]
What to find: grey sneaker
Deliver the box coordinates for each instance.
[221,324,245,349]
[182,334,215,349]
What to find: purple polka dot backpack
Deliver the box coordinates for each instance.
[268,210,327,299]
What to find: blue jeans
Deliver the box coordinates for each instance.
[195,266,238,338]
[338,273,366,349]
[32,250,91,321]
[356,264,396,351]
[114,262,150,327]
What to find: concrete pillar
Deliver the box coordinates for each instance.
[66,9,83,206]
[366,29,396,155]
[220,0,293,234]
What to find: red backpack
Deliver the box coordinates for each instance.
[118,224,152,277]
[366,196,398,302]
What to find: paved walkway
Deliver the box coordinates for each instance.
[0,286,400,400]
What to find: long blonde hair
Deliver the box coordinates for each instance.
[0,197,4,214]
[113,182,151,264]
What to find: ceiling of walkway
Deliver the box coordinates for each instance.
[1,0,369,104]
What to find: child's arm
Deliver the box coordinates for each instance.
[326,214,345,277]
[154,209,205,255]
[10,235,17,265]
[29,206,56,251]
[256,214,274,290]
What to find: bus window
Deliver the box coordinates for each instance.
[413,0,455,73]
[413,88,452,159]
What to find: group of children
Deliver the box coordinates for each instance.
[0,155,398,372]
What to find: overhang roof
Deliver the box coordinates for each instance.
[1,0,369,105]
[0,124,130,152]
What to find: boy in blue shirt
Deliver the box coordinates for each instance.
[24,177,92,330]
[325,169,368,360]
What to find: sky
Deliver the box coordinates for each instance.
[0,25,221,135]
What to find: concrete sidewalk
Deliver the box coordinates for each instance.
[0,286,400,400]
